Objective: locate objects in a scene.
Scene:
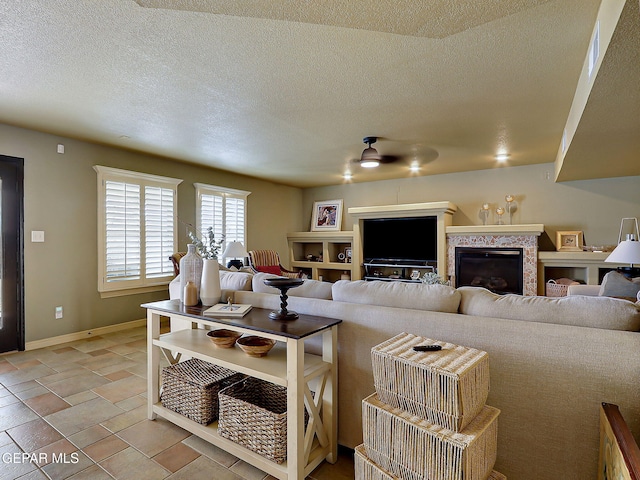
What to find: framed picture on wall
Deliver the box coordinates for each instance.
[556,230,584,251]
[311,199,343,232]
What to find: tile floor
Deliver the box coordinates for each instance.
[0,325,354,480]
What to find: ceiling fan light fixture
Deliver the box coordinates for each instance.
[360,137,381,168]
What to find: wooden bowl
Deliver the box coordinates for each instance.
[207,329,242,348]
[237,335,276,357]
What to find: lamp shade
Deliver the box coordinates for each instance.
[605,240,640,267]
[222,241,248,259]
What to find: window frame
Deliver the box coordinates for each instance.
[194,183,250,253]
[94,165,182,297]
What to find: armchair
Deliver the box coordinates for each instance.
[248,249,302,278]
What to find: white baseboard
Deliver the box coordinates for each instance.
[25,319,147,351]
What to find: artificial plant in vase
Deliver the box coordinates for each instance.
[421,272,450,286]
[187,227,225,306]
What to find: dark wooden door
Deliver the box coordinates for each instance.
[0,155,24,353]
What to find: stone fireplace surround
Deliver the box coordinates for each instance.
[447,225,544,296]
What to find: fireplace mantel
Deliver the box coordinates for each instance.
[446,224,544,236]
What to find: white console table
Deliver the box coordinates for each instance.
[143,300,341,480]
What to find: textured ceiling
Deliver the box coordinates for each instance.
[0,0,636,187]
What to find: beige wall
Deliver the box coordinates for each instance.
[0,123,303,343]
[302,163,640,249]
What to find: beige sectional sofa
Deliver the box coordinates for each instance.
[223,278,640,480]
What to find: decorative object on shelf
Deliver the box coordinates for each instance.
[263,277,304,320]
[421,272,449,285]
[183,281,198,306]
[495,207,505,225]
[311,199,343,232]
[179,244,203,303]
[203,301,253,317]
[236,336,276,357]
[545,278,579,297]
[556,230,584,252]
[341,271,351,281]
[200,259,221,306]
[605,217,640,276]
[479,203,490,226]
[345,247,352,262]
[337,252,346,262]
[207,329,242,348]
[222,241,248,269]
[410,270,420,280]
[505,194,517,225]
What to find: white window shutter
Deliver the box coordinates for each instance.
[105,181,141,281]
[145,186,175,278]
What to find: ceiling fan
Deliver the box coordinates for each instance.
[355,136,403,168]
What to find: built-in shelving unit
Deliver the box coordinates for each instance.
[287,231,358,281]
[348,202,457,280]
[537,251,621,294]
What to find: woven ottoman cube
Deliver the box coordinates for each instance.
[356,444,506,480]
[371,332,490,431]
[160,358,244,425]
[362,393,499,480]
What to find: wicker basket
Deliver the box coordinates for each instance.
[355,444,506,480]
[371,332,490,432]
[218,377,309,464]
[362,393,499,480]
[545,278,579,297]
[160,358,244,425]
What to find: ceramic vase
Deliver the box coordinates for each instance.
[200,258,221,306]
[179,244,203,304]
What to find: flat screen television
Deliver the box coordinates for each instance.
[362,216,437,263]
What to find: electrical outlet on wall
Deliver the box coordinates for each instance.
[55,306,63,319]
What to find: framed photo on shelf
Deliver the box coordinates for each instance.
[344,247,352,263]
[311,199,343,232]
[556,230,584,252]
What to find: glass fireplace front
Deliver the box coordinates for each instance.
[455,247,524,295]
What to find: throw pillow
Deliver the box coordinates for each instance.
[599,271,640,300]
[256,265,281,275]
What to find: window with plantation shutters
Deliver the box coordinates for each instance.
[195,183,250,251]
[95,166,182,296]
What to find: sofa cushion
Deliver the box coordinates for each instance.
[598,271,640,300]
[331,280,461,313]
[458,286,640,331]
[219,270,253,291]
[252,272,332,299]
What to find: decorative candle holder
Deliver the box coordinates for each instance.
[505,195,516,225]
[263,277,304,320]
[480,203,490,226]
[496,207,505,225]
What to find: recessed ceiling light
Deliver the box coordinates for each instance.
[343,171,353,180]
[495,153,510,162]
[409,161,420,173]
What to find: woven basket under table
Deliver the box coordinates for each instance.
[363,393,499,480]
[354,444,506,480]
[218,376,309,464]
[371,332,490,432]
[161,358,244,425]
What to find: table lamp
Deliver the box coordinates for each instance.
[605,218,640,277]
[222,241,248,269]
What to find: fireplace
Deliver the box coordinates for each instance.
[455,247,524,295]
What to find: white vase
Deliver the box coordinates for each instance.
[200,259,221,306]
[180,244,203,303]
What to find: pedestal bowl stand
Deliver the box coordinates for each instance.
[263,277,304,320]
